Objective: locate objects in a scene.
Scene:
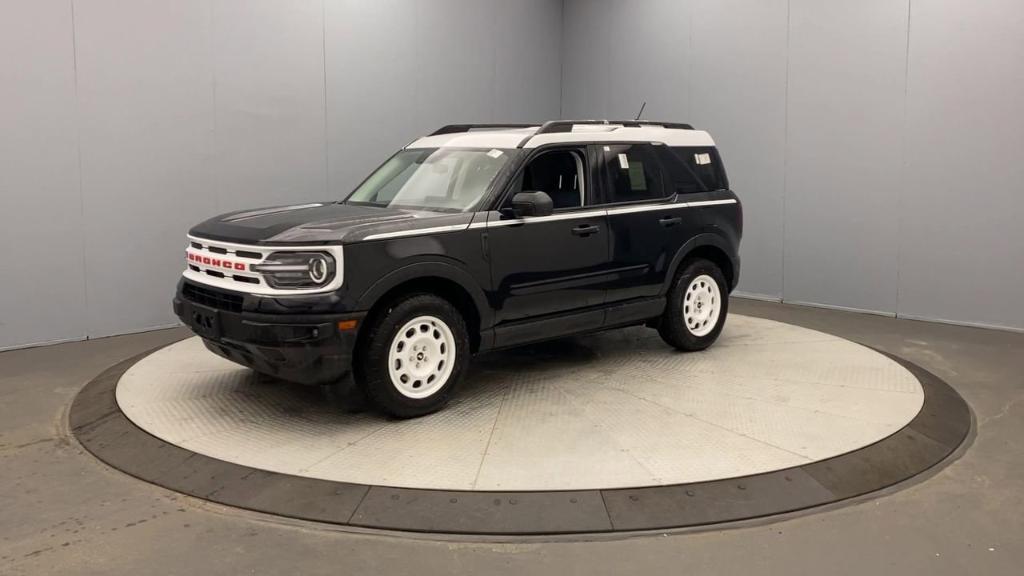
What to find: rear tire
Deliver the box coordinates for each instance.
[658,258,729,351]
[354,294,469,418]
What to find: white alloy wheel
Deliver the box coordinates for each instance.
[683,274,721,337]
[387,315,456,399]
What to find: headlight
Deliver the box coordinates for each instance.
[251,251,336,289]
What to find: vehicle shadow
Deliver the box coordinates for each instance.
[240,325,662,418]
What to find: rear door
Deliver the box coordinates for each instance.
[595,143,702,304]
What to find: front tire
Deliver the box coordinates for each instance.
[658,258,729,351]
[354,294,469,418]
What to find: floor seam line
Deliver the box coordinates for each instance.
[470,386,509,490]
[598,489,616,531]
[597,383,817,462]
[632,364,921,395]
[297,422,392,474]
[344,484,373,524]
[552,382,663,483]
[619,371,919,427]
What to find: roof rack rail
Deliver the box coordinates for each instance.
[534,119,694,135]
[636,120,694,130]
[429,123,537,136]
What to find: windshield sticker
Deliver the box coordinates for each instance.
[695,152,712,165]
[618,153,630,170]
[487,149,504,159]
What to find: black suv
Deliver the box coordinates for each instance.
[174,120,742,417]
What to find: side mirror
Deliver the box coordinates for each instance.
[510,191,554,218]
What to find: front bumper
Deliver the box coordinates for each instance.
[173,282,365,386]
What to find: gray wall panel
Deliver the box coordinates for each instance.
[7,0,1022,349]
[563,0,1023,329]
[689,0,788,298]
[325,0,422,196]
[1,0,565,349]
[560,0,612,118]
[74,0,218,338]
[782,0,907,313]
[0,0,85,349]
[493,0,563,123]
[326,0,564,196]
[326,0,510,195]
[561,0,689,120]
[211,0,328,211]
[410,0,495,131]
[603,0,689,121]
[898,0,1024,330]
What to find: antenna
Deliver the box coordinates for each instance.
[634,101,647,121]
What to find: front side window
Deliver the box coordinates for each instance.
[596,144,666,203]
[516,149,585,210]
[345,148,514,212]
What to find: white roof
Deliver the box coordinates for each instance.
[406,123,715,150]
[408,128,537,149]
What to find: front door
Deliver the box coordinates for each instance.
[486,147,610,329]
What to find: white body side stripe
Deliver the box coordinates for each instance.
[362,224,470,241]
[361,199,737,239]
[682,199,738,208]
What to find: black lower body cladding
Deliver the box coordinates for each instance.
[173,281,365,385]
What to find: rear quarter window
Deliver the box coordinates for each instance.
[660,146,729,194]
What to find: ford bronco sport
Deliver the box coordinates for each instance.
[174,120,742,417]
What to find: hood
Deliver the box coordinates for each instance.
[188,202,455,244]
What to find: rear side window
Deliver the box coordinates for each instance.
[659,146,729,194]
[595,144,667,203]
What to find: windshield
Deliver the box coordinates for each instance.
[344,148,515,212]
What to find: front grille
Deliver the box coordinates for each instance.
[182,235,344,296]
[186,238,265,289]
[182,282,244,313]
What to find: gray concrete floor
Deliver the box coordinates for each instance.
[1,299,1021,575]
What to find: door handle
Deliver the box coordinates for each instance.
[571,224,600,237]
[659,216,682,227]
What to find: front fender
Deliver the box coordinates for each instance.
[354,260,494,330]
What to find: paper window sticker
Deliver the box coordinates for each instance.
[603,146,611,152]
[628,162,647,190]
[487,149,504,159]
[695,153,712,165]
[618,153,630,169]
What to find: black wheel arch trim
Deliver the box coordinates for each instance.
[354,261,495,332]
[662,232,740,295]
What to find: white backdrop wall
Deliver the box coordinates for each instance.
[561,0,1024,331]
[0,0,562,350]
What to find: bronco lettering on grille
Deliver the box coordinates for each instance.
[186,251,248,271]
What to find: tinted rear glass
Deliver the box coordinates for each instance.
[596,144,667,203]
[659,146,729,194]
